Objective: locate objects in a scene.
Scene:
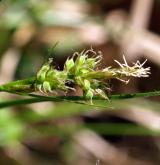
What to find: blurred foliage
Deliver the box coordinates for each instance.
[0,102,24,146]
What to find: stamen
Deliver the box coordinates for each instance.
[114,60,124,68]
[122,55,129,67]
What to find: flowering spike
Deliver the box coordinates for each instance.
[35,49,150,103]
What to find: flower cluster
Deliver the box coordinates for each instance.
[36,59,68,93]
[35,49,150,103]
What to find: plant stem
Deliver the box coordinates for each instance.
[0,91,159,109]
[0,77,36,93]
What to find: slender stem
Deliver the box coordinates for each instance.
[0,91,159,109]
[29,90,160,100]
[0,77,36,93]
[109,90,160,99]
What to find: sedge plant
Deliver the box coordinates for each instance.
[0,49,159,108]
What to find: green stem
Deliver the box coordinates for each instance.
[29,90,160,100]
[0,77,36,93]
[0,91,159,109]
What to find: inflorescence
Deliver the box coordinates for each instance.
[35,49,150,103]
